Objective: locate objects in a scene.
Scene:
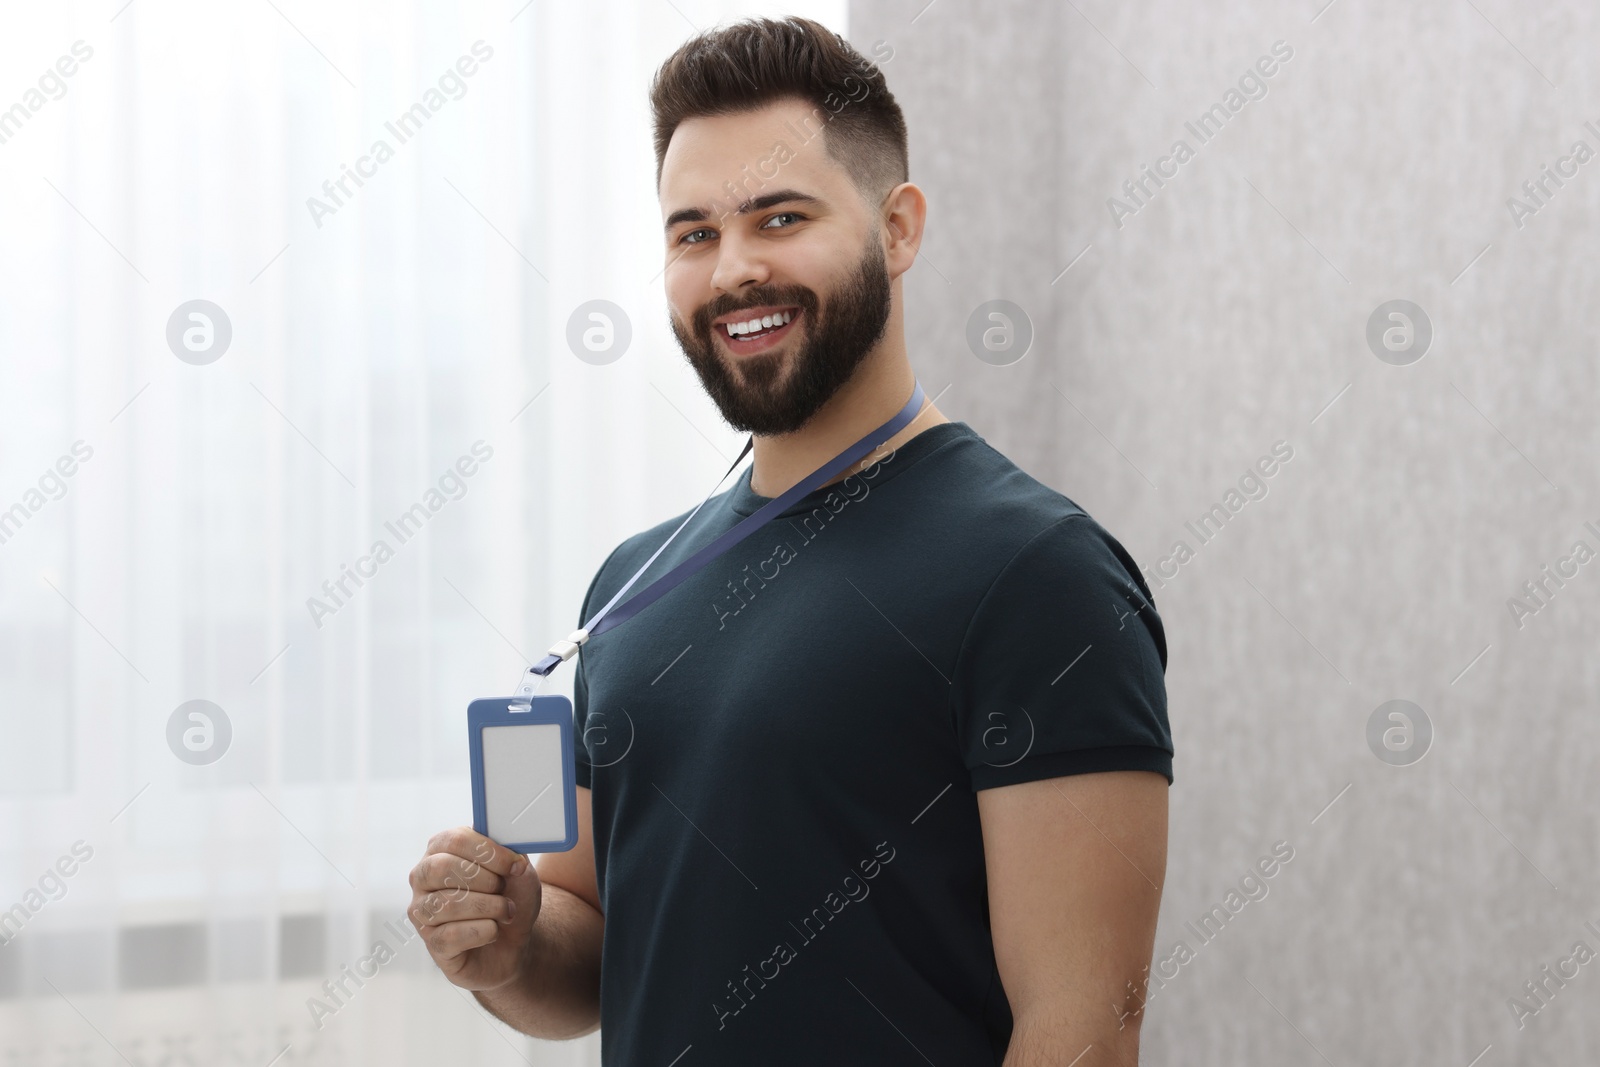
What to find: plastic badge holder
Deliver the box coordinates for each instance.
[467,694,579,853]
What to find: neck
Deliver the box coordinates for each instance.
[747,354,948,498]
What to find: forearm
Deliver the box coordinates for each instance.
[473,884,604,1039]
[1002,1012,1140,1067]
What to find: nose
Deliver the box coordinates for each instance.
[708,230,772,295]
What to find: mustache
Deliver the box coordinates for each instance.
[694,288,818,333]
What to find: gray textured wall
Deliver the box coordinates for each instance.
[849,0,1600,1061]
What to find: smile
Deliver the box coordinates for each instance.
[717,308,801,355]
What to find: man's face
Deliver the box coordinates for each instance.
[660,97,893,435]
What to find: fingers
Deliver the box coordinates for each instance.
[411,828,530,898]
[410,889,516,929]
[424,826,527,879]
[410,852,505,897]
[419,917,502,963]
[410,828,539,984]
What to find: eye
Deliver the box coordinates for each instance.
[678,227,715,246]
[762,211,805,230]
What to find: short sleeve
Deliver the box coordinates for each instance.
[572,542,624,791]
[952,514,1173,790]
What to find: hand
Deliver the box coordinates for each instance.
[409,827,542,991]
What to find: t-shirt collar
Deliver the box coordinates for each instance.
[726,420,978,518]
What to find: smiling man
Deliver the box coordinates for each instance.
[409,16,1173,1065]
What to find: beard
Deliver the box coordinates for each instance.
[669,234,893,435]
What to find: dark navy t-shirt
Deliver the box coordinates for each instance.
[571,420,1171,1065]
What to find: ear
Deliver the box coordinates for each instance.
[879,182,927,280]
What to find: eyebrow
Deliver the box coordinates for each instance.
[663,189,825,233]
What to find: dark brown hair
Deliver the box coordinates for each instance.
[649,16,907,208]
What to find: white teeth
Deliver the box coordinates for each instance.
[724,309,794,338]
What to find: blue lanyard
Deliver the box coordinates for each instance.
[512,379,927,698]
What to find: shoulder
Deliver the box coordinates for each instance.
[931,429,1136,578]
[974,511,1161,658]
[935,433,1163,661]
[943,441,1172,786]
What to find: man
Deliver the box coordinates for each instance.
[409,16,1172,1065]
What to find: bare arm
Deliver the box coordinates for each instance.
[472,881,603,1038]
[409,786,604,1039]
[978,769,1168,1066]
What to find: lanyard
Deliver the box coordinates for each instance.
[511,379,927,700]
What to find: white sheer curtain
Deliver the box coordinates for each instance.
[0,1,841,1063]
